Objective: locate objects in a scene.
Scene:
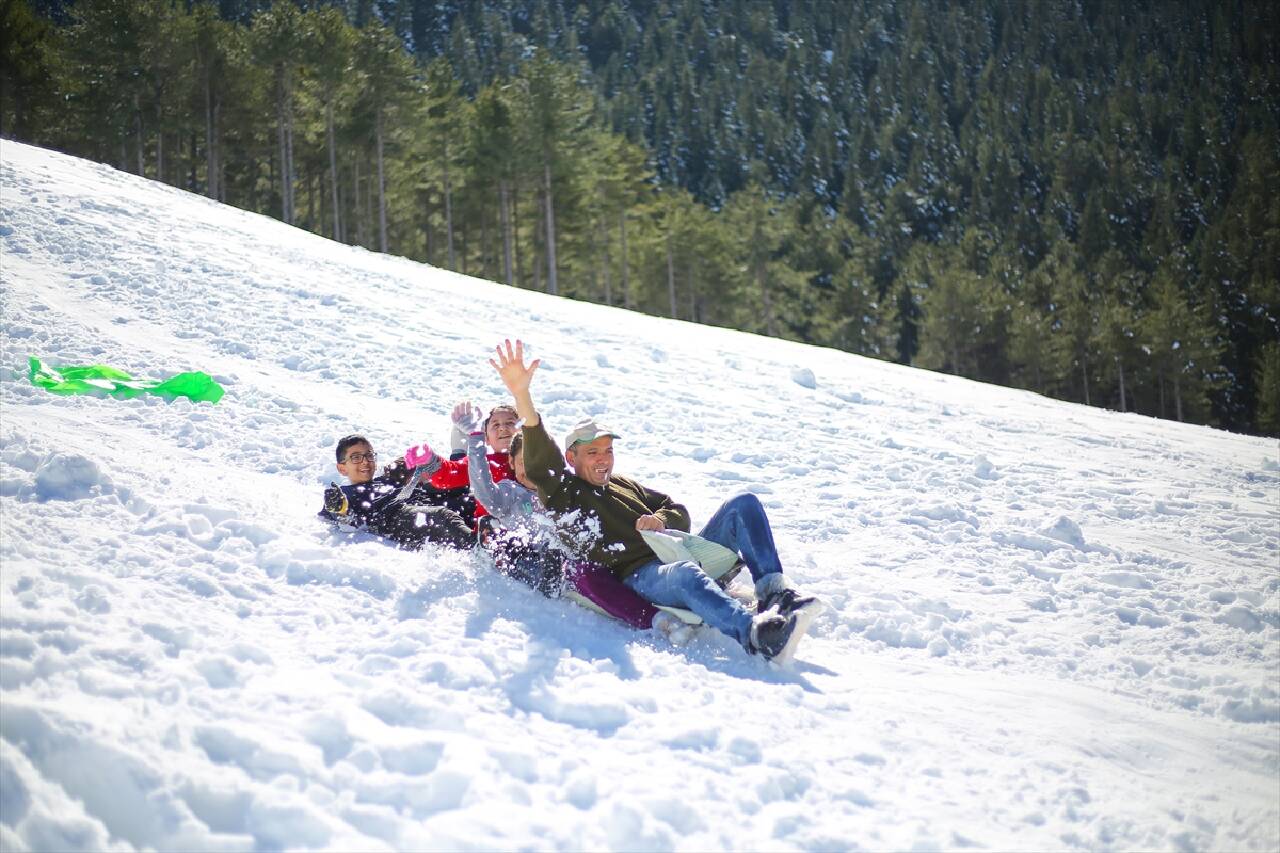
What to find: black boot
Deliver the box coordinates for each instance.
[748,611,802,662]
[756,573,819,617]
[758,586,818,617]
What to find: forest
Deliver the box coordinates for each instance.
[3,0,1277,435]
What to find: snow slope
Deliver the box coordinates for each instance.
[1,140,1277,851]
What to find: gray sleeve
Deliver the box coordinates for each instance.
[465,433,527,524]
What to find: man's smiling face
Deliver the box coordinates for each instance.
[566,435,615,487]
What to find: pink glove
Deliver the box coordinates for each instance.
[403,442,437,470]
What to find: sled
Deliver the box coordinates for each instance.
[562,529,743,625]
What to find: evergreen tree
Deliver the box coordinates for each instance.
[250,2,306,224]
[417,57,466,268]
[1141,260,1224,423]
[1,0,60,141]
[352,21,418,254]
[1256,343,1280,436]
[304,7,355,241]
[1090,267,1146,413]
[11,0,1276,434]
[517,50,593,295]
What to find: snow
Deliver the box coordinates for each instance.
[1,139,1278,851]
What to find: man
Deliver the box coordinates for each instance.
[320,434,475,551]
[490,339,820,662]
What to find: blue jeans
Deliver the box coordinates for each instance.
[624,494,783,647]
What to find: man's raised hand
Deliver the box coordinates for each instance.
[490,339,540,395]
[490,339,541,426]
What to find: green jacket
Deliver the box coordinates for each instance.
[523,416,691,580]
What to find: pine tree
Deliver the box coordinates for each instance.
[417,57,465,268]
[352,21,417,254]
[1141,260,1224,423]
[470,83,523,285]
[304,7,355,241]
[517,50,593,296]
[1,0,60,142]
[1255,343,1280,436]
[250,2,306,225]
[1091,268,1145,413]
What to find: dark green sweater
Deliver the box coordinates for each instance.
[523,416,691,580]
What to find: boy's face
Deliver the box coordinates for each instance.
[511,448,533,490]
[337,442,377,485]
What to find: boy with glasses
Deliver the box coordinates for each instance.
[321,434,475,551]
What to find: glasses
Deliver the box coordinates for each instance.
[343,452,377,464]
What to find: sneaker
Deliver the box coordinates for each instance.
[749,611,801,662]
[758,586,818,618]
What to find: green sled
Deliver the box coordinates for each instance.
[28,357,224,404]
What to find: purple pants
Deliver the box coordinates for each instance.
[567,561,658,629]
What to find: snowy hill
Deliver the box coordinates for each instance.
[1,140,1277,851]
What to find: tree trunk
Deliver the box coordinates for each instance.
[588,224,599,301]
[156,125,164,183]
[213,100,223,202]
[219,157,226,204]
[276,70,289,223]
[481,200,491,278]
[499,180,513,285]
[460,218,467,275]
[1081,355,1091,407]
[688,256,698,322]
[543,159,558,296]
[366,158,375,249]
[666,232,677,319]
[1117,358,1127,412]
[599,217,613,306]
[753,219,778,337]
[285,75,295,225]
[443,149,455,269]
[1158,368,1166,418]
[327,101,340,241]
[376,108,388,253]
[354,155,365,247]
[307,172,316,230]
[135,96,144,176]
[513,184,523,286]
[754,240,777,337]
[1174,373,1183,422]
[204,70,218,199]
[424,194,434,263]
[532,188,543,293]
[619,210,630,309]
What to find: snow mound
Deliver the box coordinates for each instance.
[1040,515,1085,549]
[34,453,111,501]
[790,366,817,388]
